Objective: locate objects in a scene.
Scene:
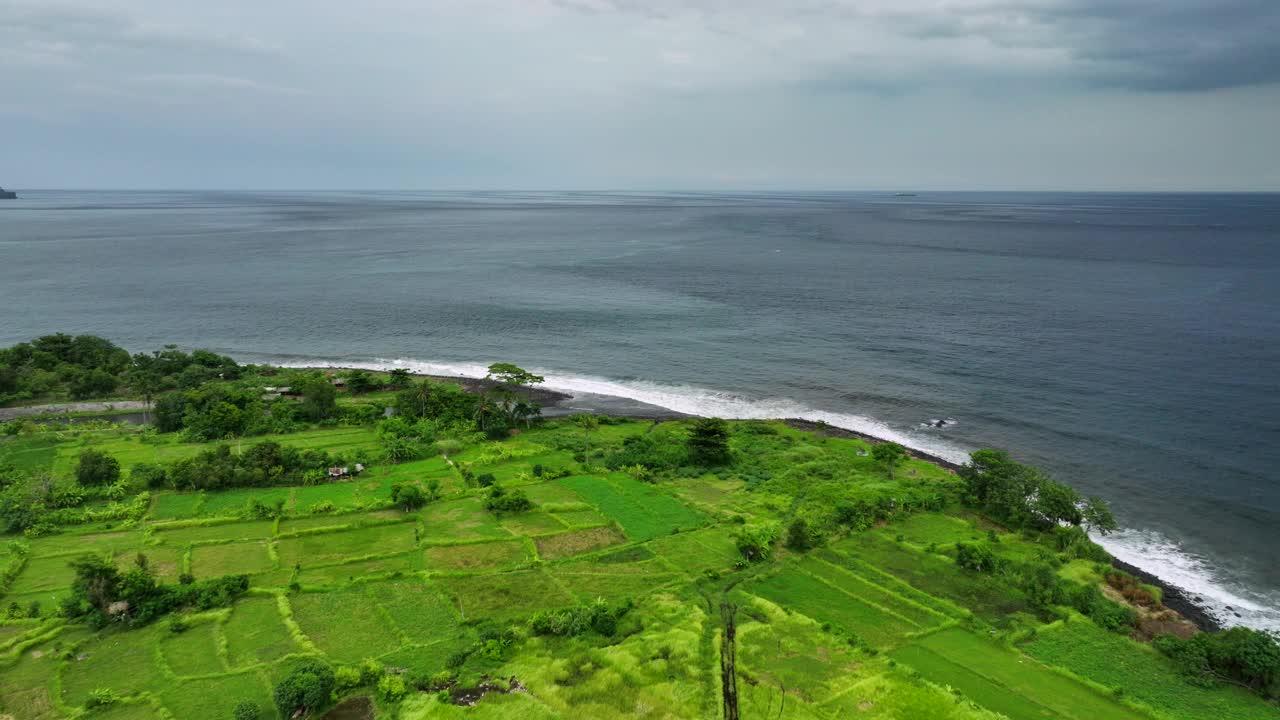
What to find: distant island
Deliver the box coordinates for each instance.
[0,187,17,200]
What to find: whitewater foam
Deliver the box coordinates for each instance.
[1096,528,1280,632]
[278,354,1280,632]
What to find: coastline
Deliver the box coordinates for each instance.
[6,365,1224,632]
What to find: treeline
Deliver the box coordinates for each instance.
[61,552,248,629]
[134,441,355,492]
[0,333,240,406]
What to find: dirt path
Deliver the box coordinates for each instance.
[0,401,149,421]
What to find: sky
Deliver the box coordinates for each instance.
[2,0,1279,190]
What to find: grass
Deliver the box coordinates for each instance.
[223,597,303,668]
[275,521,417,569]
[1023,618,1280,720]
[440,570,576,621]
[556,474,705,542]
[534,526,627,561]
[424,539,530,571]
[290,589,403,662]
[746,566,921,648]
[190,540,276,576]
[5,417,1278,720]
[158,620,226,676]
[895,628,1143,720]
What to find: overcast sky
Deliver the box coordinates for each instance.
[3,0,1279,190]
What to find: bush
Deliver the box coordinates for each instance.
[377,673,407,702]
[476,473,496,487]
[529,599,633,637]
[483,484,533,514]
[687,418,731,466]
[785,517,818,551]
[76,450,120,487]
[273,661,336,718]
[390,482,427,511]
[955,542,1000,573]
[735,524,778,563]
[233,700,261,720]
[334,665,363,691]
[130,462,169,490]
[1156,627,1280,697]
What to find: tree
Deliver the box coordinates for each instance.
[76,450,121,487]
[870,442,907,480]
[1083,496,1118,535]
[345,370,377,394]
[273,661,335,718]
[735,524,778,562]
[68,554,121,614]
[153,391,189,433]
[1035,480,1083,526]
[387,368,412,390]
[233,700,261,720]
[955,542,999,573]
[390,482,427,511]
[573,414,599,465]
[298,376,337,421]
[785,517,817,551]
[687,417,731,466]
[70,368,119,400]
[486,362,544,389]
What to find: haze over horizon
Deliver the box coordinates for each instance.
[3,0,1279,191]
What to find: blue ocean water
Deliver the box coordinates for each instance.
[2,190,1278,627]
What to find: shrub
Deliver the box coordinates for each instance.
[309,500,336,514]
[390,482,427,511]
[529,599,633,637]
[687,418,731,466]
[334,665,363,690]
[232,700,261,720]
[273,661,336,718]
[76,450,120,487]
[476,473,496,488]
[86,688,120,708]
[130,462,169,490]
[955,542,999,573]
[1155,627,1280,697]
[378,673,407,702]
[483,485,533,514]
[785,517,818,551]
[735,524,778,563]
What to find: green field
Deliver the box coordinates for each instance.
[2,414,1276,720]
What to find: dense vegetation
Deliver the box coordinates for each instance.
[0,335,1277,720]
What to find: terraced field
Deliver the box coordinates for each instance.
[2,417,1275,720]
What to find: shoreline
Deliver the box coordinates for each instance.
[4,366,1224,632]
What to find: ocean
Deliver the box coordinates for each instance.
[2,189,1277,629]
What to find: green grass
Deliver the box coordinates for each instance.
[222,597,302,668]
[5,417,1278,720]
[275,521,417,569]
[746,566,921,648]
[158,620,226,676]
[290,589,403,662]
[190,540,275,577]
[440,570,576,621]
[424,539,530,571]
[534,527,627,561]
[895,628,1144,720]
[1024,618,1280,720]
[159,670,274,720]
[60,625,169,706]
[555,474,704,541]
[366,579,462,646]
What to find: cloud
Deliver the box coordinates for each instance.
[549,0,1280,92]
